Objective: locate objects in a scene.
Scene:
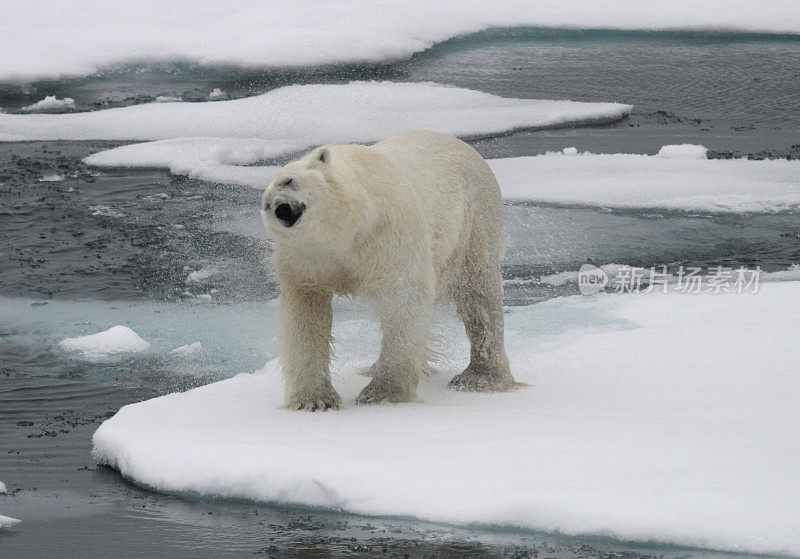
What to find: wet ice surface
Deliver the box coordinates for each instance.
[2,30,800,559]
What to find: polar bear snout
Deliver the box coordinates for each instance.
[274,202,305,227]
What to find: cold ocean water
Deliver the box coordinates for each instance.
[1,29,799,558]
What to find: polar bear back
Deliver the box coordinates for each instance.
[369,130,504,276]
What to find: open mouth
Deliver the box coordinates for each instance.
[274,202,305,227]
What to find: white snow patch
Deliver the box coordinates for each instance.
[493,149,800,212]
[59,325,150,361]
[186,268,218,283]
[2,1,800,82]
[0,515,20,528]
[93,282,800,557]
[154,96,183,103]
[169,342,202,357]
[208,88,227,101]
[38,173,64,182]
[656,143,708,159]
[20,95,75,112]
[0,81,631,144]
[87,139,800,213]
[89,205,125,218]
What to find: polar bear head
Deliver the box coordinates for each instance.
[261,144,377,254]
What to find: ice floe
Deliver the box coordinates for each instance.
[89,139,800,213]
[38,173,64,182]
[2,1,800,82]
[0,81,631,144]
[493,149,800,212]
[20,96,75,112]
[0,481,7,494]
[59,325,150,361]
[0,515,20,528]
[186,268,218,283]
[169,342,202,357]
[93,282,800,556]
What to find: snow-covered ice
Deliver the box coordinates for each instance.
[94,282,800,556]
[153,96,183,103]
[59,325,150,361]
[208,88,227,101]
[0,81,631,145]
[492,149,800,212]
[87,139,800,213]
[169,342,202,357]
[186,268,218,283]
[2,1,800,82]
[655,143,708,159]
[20,96,75,112]
[38,173,64,182]
[0,515,21,528]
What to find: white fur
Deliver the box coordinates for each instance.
[262,130,514,410]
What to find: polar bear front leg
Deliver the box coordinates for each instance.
[356,285,432,404]
[279,286,341,411]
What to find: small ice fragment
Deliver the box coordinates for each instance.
[154,96,183,103]
[21,95,75,112]
[197,294,213,301]
[39,173,64,182]
[562,147,578,156]
[169,342,202,357]
[89,205,125,218]
[0,481,7,493]
[0,515,21,528]
[208,88,227,100]
[186,268,218,283]
[656,144,708,159]
[59,325,150,361]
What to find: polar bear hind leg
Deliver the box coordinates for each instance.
[449,257,515,392]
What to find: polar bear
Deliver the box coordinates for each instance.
[261,130,515,410]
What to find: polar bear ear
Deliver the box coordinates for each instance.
[313,146,330,167]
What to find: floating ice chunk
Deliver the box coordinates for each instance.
[38,173,64,182]
[94,282,800,556]
[0,82,631,142]
[154,96,183,103]
[20,95,75,112]
[59,325,150,361]
[186,268,218,283]
[2,1,800,82]
[656,143,708,159]
[562,146,578,156]
[89,205,125,218]
[0,515,20,528]
[208,88,227,101]
[169,342,202,357]
[0,481,7,494]
[493,149,800,213]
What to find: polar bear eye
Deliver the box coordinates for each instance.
[279,177,293,187]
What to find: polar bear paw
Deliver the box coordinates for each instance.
[355,377,417,405]
[449,367,516,392]
[284,386,342,411]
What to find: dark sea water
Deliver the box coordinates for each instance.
[1,29,799,558]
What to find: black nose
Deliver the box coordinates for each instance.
[274,203,304,227]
